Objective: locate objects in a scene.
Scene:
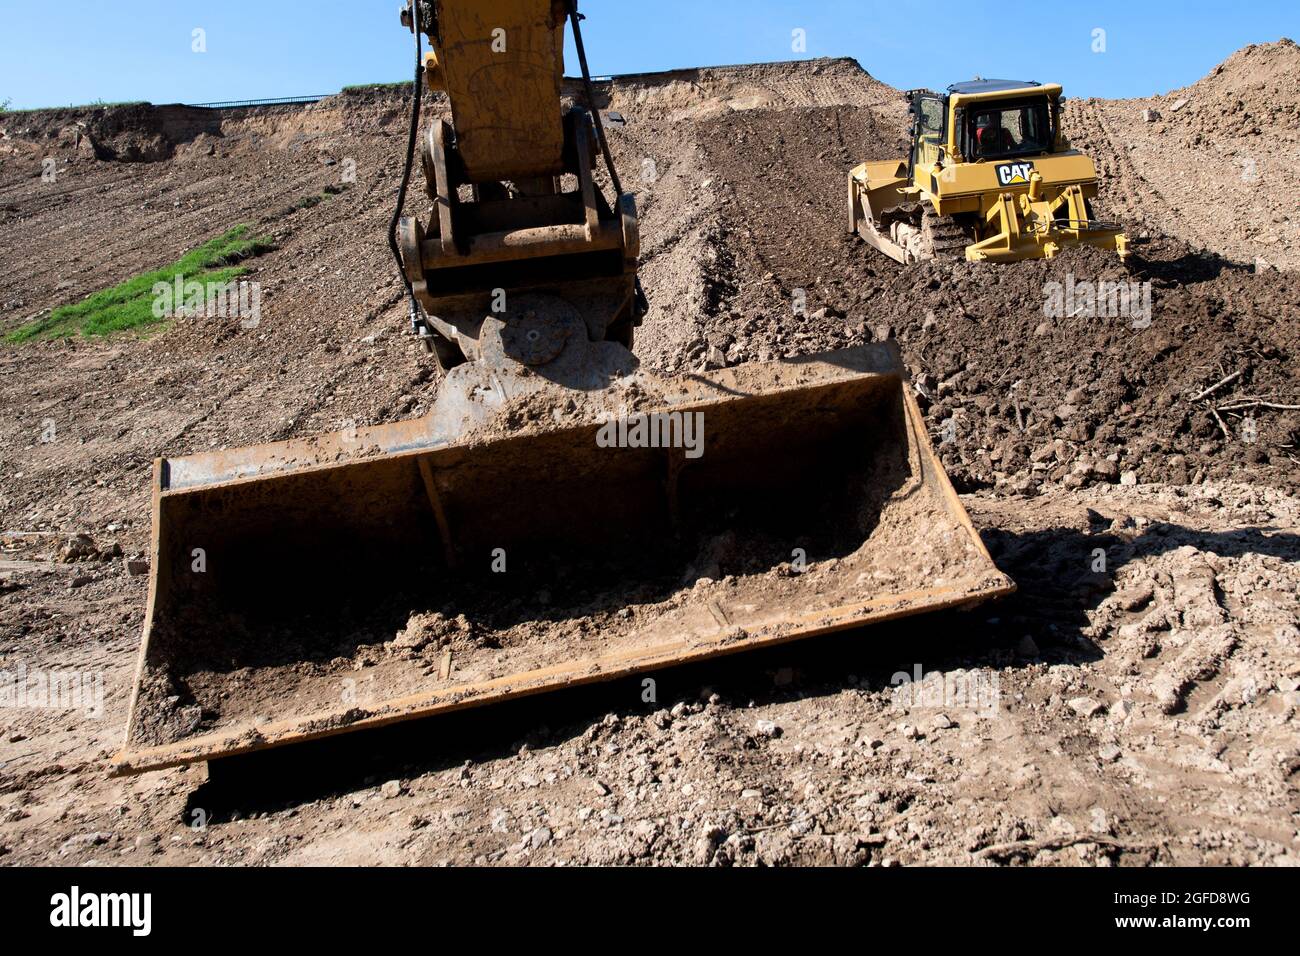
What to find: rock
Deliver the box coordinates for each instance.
[1142,108,1161,122]
[58,534,98,563]
[380,780,404,799]
[754,719,782,738]
[1169,98,1189,113]
[1098,744,1122,763]
[126,559,150,576]
[1030,442,1058,464]
[1090,459,1120,483]
[1119,470,1138,486]
[1017,635,1040,658]
[391,626,429,650]
[527,827,553,849]
[1010,476,1040,498]
[60,832,112,853]
[1114,584,1154,612]
[1068,697,1106,718]
[931,713,953,730]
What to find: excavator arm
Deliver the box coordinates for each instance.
[408,0,569,184]
[394,0,642,376]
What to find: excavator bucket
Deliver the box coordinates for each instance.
[115,342,1013,774]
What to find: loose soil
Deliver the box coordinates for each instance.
[1,48,1297,865]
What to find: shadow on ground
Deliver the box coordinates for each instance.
[186,516,1298,822]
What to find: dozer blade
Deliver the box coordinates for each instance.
[115,343,1013,774]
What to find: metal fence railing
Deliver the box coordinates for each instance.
[188,95,332,109]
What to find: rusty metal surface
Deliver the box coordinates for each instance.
[115,344,1014,774]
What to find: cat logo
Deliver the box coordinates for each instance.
[996,161,1035,186]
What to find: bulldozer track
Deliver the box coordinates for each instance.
[921,208,969,261]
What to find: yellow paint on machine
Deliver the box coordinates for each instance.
[849,80,1130,264]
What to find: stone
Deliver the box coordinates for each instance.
[1114,585,1154,612]
[1068,697,1105,718]
[754,719,782,738]
[1090,459,1121,482]
[1030,442,1058,464]
[380,780,404,799]
[58,534,98,563]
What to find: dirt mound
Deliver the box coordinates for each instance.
[1171,38,1300,134]
[614,98,1300,495]
[1065,39,1300,270]
[600,57,897,121]
[0,104,229,163]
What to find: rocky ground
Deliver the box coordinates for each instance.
[0,46,1297,866]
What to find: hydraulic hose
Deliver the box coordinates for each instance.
[389,0,426,335]
[566,1,648,317]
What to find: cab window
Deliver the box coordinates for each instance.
[917,97,945,140]
[969,100,1050,158]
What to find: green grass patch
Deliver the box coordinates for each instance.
[5,225,273,342]
[1,99,149,115]
[341,81,413,94]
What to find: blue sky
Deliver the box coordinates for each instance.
[1,0,1296,110]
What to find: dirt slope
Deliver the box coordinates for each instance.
[1067,39,1300,270]
[0,55,1297,867]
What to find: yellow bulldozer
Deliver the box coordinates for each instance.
[114,1,1013,775]
[850,80,1129,263]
